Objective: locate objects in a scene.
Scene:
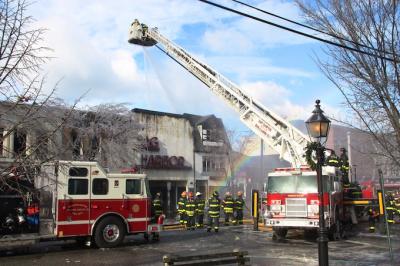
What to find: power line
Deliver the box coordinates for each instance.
[230,0,394,56]
[199,0,396,62]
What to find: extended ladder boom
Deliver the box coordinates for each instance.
[128,20,309,167]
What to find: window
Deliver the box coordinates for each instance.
[126,179,141,194]
[202,157,210,172]
[92,178,108,195]
[202,129,211,141]
[69,167,88,177]
[267,175,330,193]
[68,179,88,195]
[71,130,81,159]
[202,156,225,172]
[89,136,100,160]
[14,130,26,155]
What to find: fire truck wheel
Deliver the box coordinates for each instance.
[94,216,126,248]
[328,220,343,241]
[304,229,318,240]
[273,228,287,239]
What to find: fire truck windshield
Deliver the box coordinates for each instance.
[266,175,329,194]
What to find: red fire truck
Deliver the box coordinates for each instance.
[0,161,163,249]
[263,166,345,240]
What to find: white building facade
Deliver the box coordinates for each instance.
[132,109,231,218]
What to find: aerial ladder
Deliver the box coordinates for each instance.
[128,20,381,229]
[128,19,309,167]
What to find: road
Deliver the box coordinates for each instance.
[1,224,399,266]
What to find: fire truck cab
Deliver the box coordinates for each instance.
[0,161,162,249]
[263,166,344,240]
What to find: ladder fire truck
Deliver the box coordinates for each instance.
[128,20,366,240]
[0,161,162,249]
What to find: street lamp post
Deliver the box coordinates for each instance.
[305,100,331,266]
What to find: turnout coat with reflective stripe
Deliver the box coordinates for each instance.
[208,197,221,218]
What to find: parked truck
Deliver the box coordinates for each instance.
[0,161,162,249]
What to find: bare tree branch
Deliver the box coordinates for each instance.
[297,0,400,171]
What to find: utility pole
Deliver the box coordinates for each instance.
[260,138,264,189]
[347,132,352,183]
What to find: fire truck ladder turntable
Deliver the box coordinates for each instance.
[128,20,309,167]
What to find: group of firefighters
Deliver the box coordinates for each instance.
[368,190,400,232]
[326,148,400,232]
[152,190,245,232]
[174,190,246,232]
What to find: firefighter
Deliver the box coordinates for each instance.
[152,192,163,222]
[395,191,400,218]
[395,191,400,206]
[177,191,187,226]
[223,191,234,226]
[185,192,196,230]
[368,206,379,232]
[207,191,221,232]
[351,182,363,199]
[386,192,396,225]
[233,191,245,225]
[339,147,350,185]
[326,150,340,167]
[195,192,205,228]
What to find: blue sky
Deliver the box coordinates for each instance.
[31,0,346,138]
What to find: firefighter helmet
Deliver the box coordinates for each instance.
[213,191,219,197]
[181,191,187,197]
[196,192,202,196]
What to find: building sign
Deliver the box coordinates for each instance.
[140,154,190,170]
[139,136,191,170]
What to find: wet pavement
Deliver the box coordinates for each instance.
[1,223,399,265]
